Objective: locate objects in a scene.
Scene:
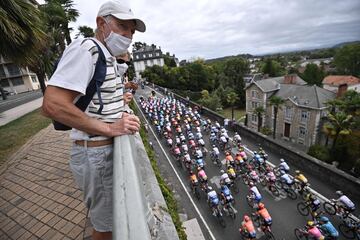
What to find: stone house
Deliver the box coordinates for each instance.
[245,75,336,147]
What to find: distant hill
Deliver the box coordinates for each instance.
[204,40,360,62]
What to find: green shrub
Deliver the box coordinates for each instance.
[307,144,331,163]
[260,127,272,136]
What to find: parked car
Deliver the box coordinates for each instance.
[0,89,11,96]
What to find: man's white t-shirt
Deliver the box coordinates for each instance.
[48,38,125,141]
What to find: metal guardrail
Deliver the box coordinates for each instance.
[113,135,152,240]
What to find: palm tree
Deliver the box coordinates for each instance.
[254,106,265,132]
[269,96,285,139]
[0,0,46,64]
[226,91,239,121]
[323,112,352,150]
[59,0,79,45]
[75,26,94,38]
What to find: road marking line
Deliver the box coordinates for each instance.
[134,99,217,240]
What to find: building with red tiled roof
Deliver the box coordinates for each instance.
[322,75,360,93]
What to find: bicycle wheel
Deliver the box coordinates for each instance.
[218,214,226,228]
[323,202,336,215]
[260,176,267,187]
[297,202,310,216]
[286,189,297,200]
[294,228,306,240]
[265,231,276,240]
[275,180,283,189]
[339,223,355,239]
[269,185,280,197]
[194,187,201,200]
[251,214,260,227]
[228,206,236,219]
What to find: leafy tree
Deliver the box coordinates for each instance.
[334,43,360,77]
[299,63,325,86]
[198,90,222,111]
[132,41,146,51]
[164,55,177,68]
[323,112,352,150]
[75,25,94,38]
[226,91,239,121]
[269,96,285,139]
[261,58,284,77]
[254,106,265,132]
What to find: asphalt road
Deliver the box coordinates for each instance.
[135,86,358,240]
[0,90,43,113]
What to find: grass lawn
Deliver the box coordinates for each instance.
[217,107,246,123]
[0,108,51,167]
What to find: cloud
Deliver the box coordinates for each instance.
[63,0,360,60]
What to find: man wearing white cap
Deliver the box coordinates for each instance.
[42,1,146,239]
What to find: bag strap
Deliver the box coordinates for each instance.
[75,39,107,113]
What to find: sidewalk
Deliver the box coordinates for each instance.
[0,98,43,127]
[0,126,92,239]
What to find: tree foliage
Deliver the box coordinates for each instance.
[261,58,285,77]
[299,63,325,86]
[75,25,94,38]
[334,43,360,77]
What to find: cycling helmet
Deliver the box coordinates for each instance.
[307,221,315,227]
[189,171,194,175]
[253,151,257,154]
[336,190,343,196]
[280,158,285,162]
[249,182,255,187]
[243,215,250,222]
[295,170,300,175]
[319,216,329,223]
[235,132,238,135]
[259,147,263,151]
[220,170,225,174]
[197,167,202,171]
[258,203,265,209]
[212,145,216,148]
[225,152,230,156]
[266,167,271,172]
[280,170,286,175]
[227,165,232,169]
[208,186,213,191]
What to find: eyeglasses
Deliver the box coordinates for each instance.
[116,59,132,66]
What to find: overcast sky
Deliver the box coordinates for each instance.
[42,0,360,61]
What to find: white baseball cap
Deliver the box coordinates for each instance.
[97,1,146,32]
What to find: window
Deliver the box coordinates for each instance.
[285,106,293,119]
[11,77,24,86]
[300,110,309,123]
[149,53,153,57]
[251,90,259,99]
[136,55,139,59]
[6,64,21,76]
[1,79,10,87]
[0,66,5,77]
[143,54,146,58]
[156,52,160,56]
[251,101,259,109]
[299,126,306,139]
[251,114,257,123]
[31,76,37,83]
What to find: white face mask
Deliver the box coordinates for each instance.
[103,22,132,56]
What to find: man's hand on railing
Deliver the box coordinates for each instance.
[107,112,140,136]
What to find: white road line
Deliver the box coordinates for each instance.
[134,99,217,240]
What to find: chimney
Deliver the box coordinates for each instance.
[284,74,297,84]
[337,84,348,98]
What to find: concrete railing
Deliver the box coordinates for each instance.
[113,122,179,239]
[151,83,360,199]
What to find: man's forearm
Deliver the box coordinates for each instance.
[42,101,111,137]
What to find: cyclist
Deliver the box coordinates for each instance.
[305,221,325,240]
[334,191,356,215]
[220,184,234,205]
[279,158,290,173]
[220,169,232,186]
[294,170,309,192]
[219,134,228,149]
[211,145,220,162]
[198,167,208,189]
[195,147,203,159]
[166,137,173,148]
[247,166,260,183]
[183,151,192,169]
[304,194,321,218]
[280,170,294,187]
[265,167,276,184]
[181,142,188,153]
[225,152,235,167]
[249,182,262,208]
[207,186,220,216]
[227,165,237,181]
[189,171,199,192]
[239,215,256,239]
[233,132,242,145]
[210,132,217,144]
[318,216,339,240]
[256,203,272,231]
[252,151,265,167]
[179,133,186,142]
[173,145,181,159]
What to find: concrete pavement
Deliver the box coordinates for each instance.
[0,126,92,239]
[0,98,43,127]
